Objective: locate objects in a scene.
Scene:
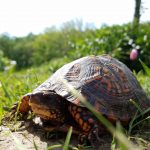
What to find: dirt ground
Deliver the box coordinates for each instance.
[1,118,150,150]
[0,121,112,150]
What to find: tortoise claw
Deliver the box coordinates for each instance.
[79,125,104,149]
[11,102,18,111]
[1,102,19,122]
[78,133,87,144]
[4,102,20,121]
[88,125,105,148]
[11,102,19,114]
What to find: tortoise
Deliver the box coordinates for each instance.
[12,55,150,147]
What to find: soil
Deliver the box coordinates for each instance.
[1,117,150,150]
[0,120,112,150]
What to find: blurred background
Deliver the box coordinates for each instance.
[0,0,150,72]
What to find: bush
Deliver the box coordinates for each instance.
[0,50,16,71]
[0,21,150,71]
[67,22,150,72]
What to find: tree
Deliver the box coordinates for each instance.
[133,0,142,28]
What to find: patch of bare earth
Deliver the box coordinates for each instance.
[1,119,150,150]
[0,121,112,150]
[0,124,63,150]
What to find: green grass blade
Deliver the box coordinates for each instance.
[132,107,150,121]
[129,107,150,134]
[63,126,73,150]
[128,111,138,135]
[14,101,21,124]
[139,59,150,77]
[140,107,150,116]
[33,139,38,150]
[129,99,142,113]
[0,80,12,102]
[47,144,62,150]
[111,135,116,150]
[131,116,150,129]
[0,103,3,125]
[116,122,127,150]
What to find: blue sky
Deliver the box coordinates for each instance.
[0,0,150,37]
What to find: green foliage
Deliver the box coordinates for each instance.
[0,50,9,71]
[0,50,15,71]
[136,59,150,94]
[31,30,70,65]
[139,59,150,77]
[0,34,35,69]
[67,22,150,71]
[12,36,34,69]
[0,21,150,71]
[0,57,69,116]
[112,22,150,71]
[67,24,127,57]
[0,34,14,57]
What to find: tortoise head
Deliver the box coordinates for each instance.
[28,91,68,124]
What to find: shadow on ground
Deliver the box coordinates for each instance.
[1,119,150,150]
[0,120,112,150]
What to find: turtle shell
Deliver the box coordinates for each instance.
[33,55,150,121]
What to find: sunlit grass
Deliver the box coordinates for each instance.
[128,107,150,135]
[0,58,69,119]
[46,126,74,150]
[63,126,73,150]
[139,59,150,77]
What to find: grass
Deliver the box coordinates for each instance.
[46,126,74,150]
[0,57,150,149]
[0,57,69,118]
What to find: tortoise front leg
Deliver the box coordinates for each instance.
[68,104,105,148]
